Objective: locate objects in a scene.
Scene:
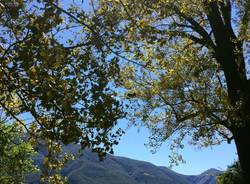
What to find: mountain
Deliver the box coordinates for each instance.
[26,144,222,184]
[183,168,222,184]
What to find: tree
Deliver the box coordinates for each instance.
[217,161,245,184]
[0,121,38,184]
[0,0,124,183]
[95,0,250,182]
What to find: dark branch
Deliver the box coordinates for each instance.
[0,100,36,137]
[239,0,250,39]
[171,5,216,50]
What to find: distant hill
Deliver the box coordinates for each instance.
[26,144,222,184]
[183,168,222,184]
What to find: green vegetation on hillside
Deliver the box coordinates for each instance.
[217,162,246,184]
[0,122,37,183]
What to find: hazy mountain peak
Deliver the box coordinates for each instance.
[201,168,222,175]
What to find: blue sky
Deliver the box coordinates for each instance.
[113,120,238,175]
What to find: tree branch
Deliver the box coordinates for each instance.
[0,100,36,137]
[239,0,250,39]
[168,30,211,48]
[50,2,145,67]
[204,1,226,44]
[171,5,216,50]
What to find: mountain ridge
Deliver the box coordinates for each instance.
[26,144,222,184]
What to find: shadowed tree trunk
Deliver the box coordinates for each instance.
[206,3,250,182]
[232,125,250,184]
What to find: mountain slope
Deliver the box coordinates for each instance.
[184,169,222,184]
[26,144,221,184]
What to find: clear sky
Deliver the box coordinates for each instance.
[113,120,238,175]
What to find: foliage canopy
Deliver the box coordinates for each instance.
[94,0,250,180]
[0,0,124,182]
[0,0,250,183]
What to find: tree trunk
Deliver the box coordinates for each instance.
[232,125,250,184]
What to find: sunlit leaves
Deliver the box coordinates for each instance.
[96,0,249,166]
[0,0,125,183]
